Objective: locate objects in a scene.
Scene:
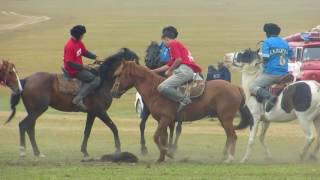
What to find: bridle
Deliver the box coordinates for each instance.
[0,63,23,92]
[112,76,127,96]
[232,52,243,68]
[0,63,8,86]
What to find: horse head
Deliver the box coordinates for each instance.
[111,61,142,98]
[224,48,262,72]
[0,60,23,94]
[99,48,139,82]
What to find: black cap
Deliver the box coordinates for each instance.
[162,26,178,39]
[70,25,86,40]
[263,23,281,37]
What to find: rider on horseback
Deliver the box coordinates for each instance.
[63,25,102,111]
[249,23,292,112]
[152,26,202,112]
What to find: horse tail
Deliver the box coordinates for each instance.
[4,79,26,124]
[234,87,254,130]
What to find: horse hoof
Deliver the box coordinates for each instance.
[309,154,318,161]
[223,156,234,164]
[240,158,248,164]
[156,159,164,163]
[299,154,305,162]
[265,157,273,162]
[37,153,46,158]
[82,151,90,157]
[167,148,176,157]
[19,153,26,158]
[223,159,233,164]
[141,147,148,156]
[115,149,121,154]
[166,152,174,159]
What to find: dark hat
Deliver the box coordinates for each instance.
[263,23,281,36]
[70,25,86,40]
[162,26,178,39]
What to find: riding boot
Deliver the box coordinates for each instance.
[158,86,192,112]
[256,88,277,112]
[177,96,192,112]
[72,77,101,111]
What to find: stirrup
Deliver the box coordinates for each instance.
[177,98,191,112]
[74,100,87,111]
[265,97,277,112]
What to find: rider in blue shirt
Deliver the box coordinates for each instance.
[249,23,292,112]
[159,42,170,63]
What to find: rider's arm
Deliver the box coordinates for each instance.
[167,58,182,72]
[152,65,169,73]
[83,50,97,60]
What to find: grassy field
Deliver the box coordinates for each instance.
[1,0,320,179]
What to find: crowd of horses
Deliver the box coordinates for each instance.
[1,45,320,163]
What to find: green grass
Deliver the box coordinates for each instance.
[1,0,320,179]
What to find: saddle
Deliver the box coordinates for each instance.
[269,74,295,96]
[255,74,295,103]
[56,74,82,95]
[57,67,81,95]
[177,74,206,99]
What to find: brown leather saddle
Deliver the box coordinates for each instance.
[56,73,82,96]
[177,79,206,99]
[269,74,295,96]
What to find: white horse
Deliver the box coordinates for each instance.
[224,49,320,163]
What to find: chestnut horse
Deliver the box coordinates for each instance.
[5,48,139,158]
[0,60,23,94]
[111,61,253,162]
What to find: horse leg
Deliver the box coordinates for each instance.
[310,117,320,160]
[96,112,121,153]
[259,121,272,161]
[19,117,29,157]
[139,107,150,155]
[220,118,237,163]
[81,112,96,157]
[297,116,314,161]
[24,108,46,157]
[171,121,182,152]
[154,119,170,162]
[26,119,45,157]
[241,117,260,163]
[167,122,176,158]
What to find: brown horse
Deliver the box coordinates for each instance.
[5,48,139,158]
[0,60,23,94]
[111,61,253,163]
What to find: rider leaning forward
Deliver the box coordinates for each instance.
[152,26,202,112]
[249,23,292,112]
[63,25,102,111]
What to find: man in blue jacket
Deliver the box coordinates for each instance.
[249,23,292,112]
[218,62,231,82]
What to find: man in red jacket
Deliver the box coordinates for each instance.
[63,25,101,111]
[152,26,202,112]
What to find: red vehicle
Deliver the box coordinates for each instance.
[285,28,320,82]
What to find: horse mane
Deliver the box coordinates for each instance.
[122,61,164,84]
[98,48,139,82]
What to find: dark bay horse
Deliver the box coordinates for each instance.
[5,48,139,158]
[0,60,23,94]
[111,61,253,162]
